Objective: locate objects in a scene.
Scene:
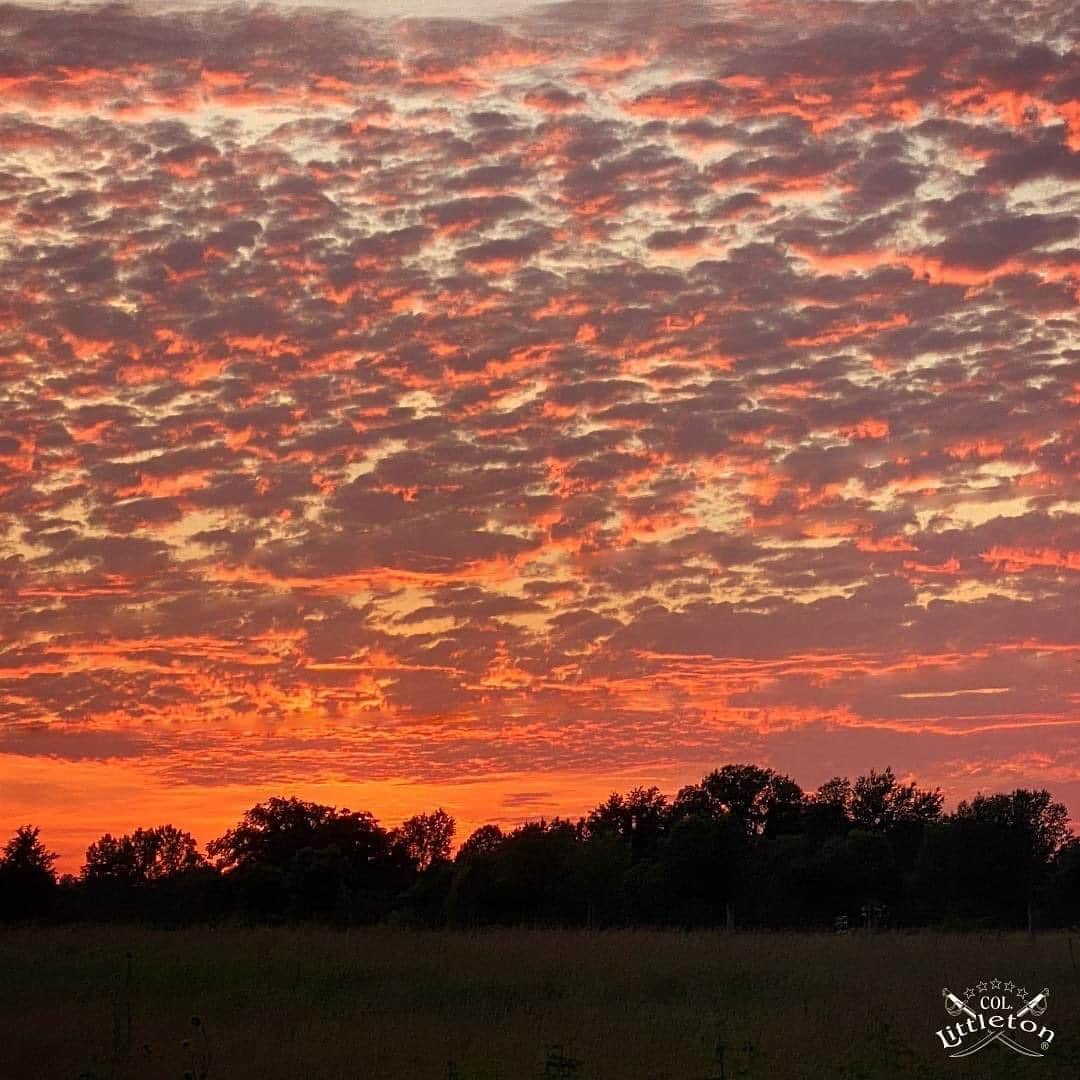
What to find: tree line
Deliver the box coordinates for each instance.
[2,765,1078,930]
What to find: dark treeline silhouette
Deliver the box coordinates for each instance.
[3,765,1078,931]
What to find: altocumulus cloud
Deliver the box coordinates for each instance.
[0,0,1077,860]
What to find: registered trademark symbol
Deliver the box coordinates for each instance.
[937,979,1053,1059]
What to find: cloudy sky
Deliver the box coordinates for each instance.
[0,0,1077,867]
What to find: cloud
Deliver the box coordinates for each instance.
[0,0,1077,865]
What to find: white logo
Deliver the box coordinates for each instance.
[937,981,1053,1058]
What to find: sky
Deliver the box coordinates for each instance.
[0,0,1077,871]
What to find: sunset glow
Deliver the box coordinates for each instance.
[1,0,1077,870]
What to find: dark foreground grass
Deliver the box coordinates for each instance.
[1,927,1078,1080]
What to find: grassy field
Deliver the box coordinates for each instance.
[2,927,1078,1080]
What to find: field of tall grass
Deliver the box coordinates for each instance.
[2,927,1077,1079]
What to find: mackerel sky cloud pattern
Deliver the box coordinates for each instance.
[0,0,1077,863]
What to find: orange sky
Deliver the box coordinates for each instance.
[0,0,1078,872]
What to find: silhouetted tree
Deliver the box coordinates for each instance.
[831,829,899,926]
[1,825,57,876]
[0,825,57,920]
[7,765,1075,930]
[78,825,211,922]
[850,768,943,831]
[847,768,943,911]
[958,788,1067,931]
[393,809,456,871]
[208,798,367,872]
[390,810,457,926]
[83,825,203,884]
[447,824,509,925]
[632,811,746,927]
[1048,839,1080,926]
[803,777,853,838]
[673,765,804,838]
[915,789,1069,930]
[456,824,505,862]
[207,796,411,923]
[449,818,594,926]
[585,786,669,859]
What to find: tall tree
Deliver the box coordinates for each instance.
[850,768,943,831]
[1048,839,1080,926]
[803,777,853,837]
[207,797,410,922]
[674,764,804,837]
[207,797,389,873]
[394,809,456,871]
[1,825,57,875]
[634,811,746,928]
[954,789,1070,931]
[83,825,203,884]
[586,786,669,858]
[0,825,58,920]
[456,824,505,862]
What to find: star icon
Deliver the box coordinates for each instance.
[977,981,988,991]
[1004,981,1014,991]
[990,979,1001,990]
[1017,987,1028,1000]
[964,987,975,998]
